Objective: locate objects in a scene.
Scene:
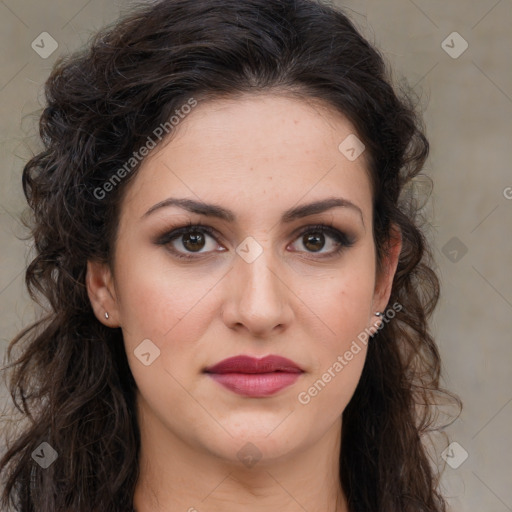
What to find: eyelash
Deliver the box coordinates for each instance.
[155,221,355,261]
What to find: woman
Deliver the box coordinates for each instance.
[0,0,460,510]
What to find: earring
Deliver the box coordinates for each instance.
[372,311,384,334]
[104,312,109,319]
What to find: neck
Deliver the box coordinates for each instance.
[132,393,349,512]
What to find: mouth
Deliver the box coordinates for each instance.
[203,355,304,397]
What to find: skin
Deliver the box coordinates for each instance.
[86,93,402,512]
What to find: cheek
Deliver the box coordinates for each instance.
[112,246,224,396]
[296,279,371,417]
[294,254,375,410]
[113,245,217,343]
[297,345,367,413]
[296,253,376,349]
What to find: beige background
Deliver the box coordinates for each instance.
[1,1,511,511]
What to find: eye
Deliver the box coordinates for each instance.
[288,224,355,258]
[154,222,355,261]
[155,223,223,260]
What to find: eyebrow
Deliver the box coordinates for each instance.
[142,196,365,227]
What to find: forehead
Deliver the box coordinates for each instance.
[120,93,372,223]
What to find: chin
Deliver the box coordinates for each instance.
[202,419,308,464]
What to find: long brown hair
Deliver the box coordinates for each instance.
[0,0,461,510]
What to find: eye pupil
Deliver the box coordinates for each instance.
[183,232,206,252]
[303,232,325,252]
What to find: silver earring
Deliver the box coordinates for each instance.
[374,311,383,317]
[104,312,109,319]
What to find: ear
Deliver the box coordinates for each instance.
[86,259,120,327]
[372,223,402,313]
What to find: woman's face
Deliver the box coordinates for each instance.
[88,93,400,466]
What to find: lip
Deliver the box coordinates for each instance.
[204,355,304,397]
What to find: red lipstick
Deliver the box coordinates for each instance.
[204,355,303,397]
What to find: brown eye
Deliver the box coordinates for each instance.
[289,224,355,258]
[302,231,326,252]
[155,223,355,262]
[182,231,207,252]
[155,224,222,260]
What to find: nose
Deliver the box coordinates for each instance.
[221,245,294,338]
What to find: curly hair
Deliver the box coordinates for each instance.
[0,0,461,510]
